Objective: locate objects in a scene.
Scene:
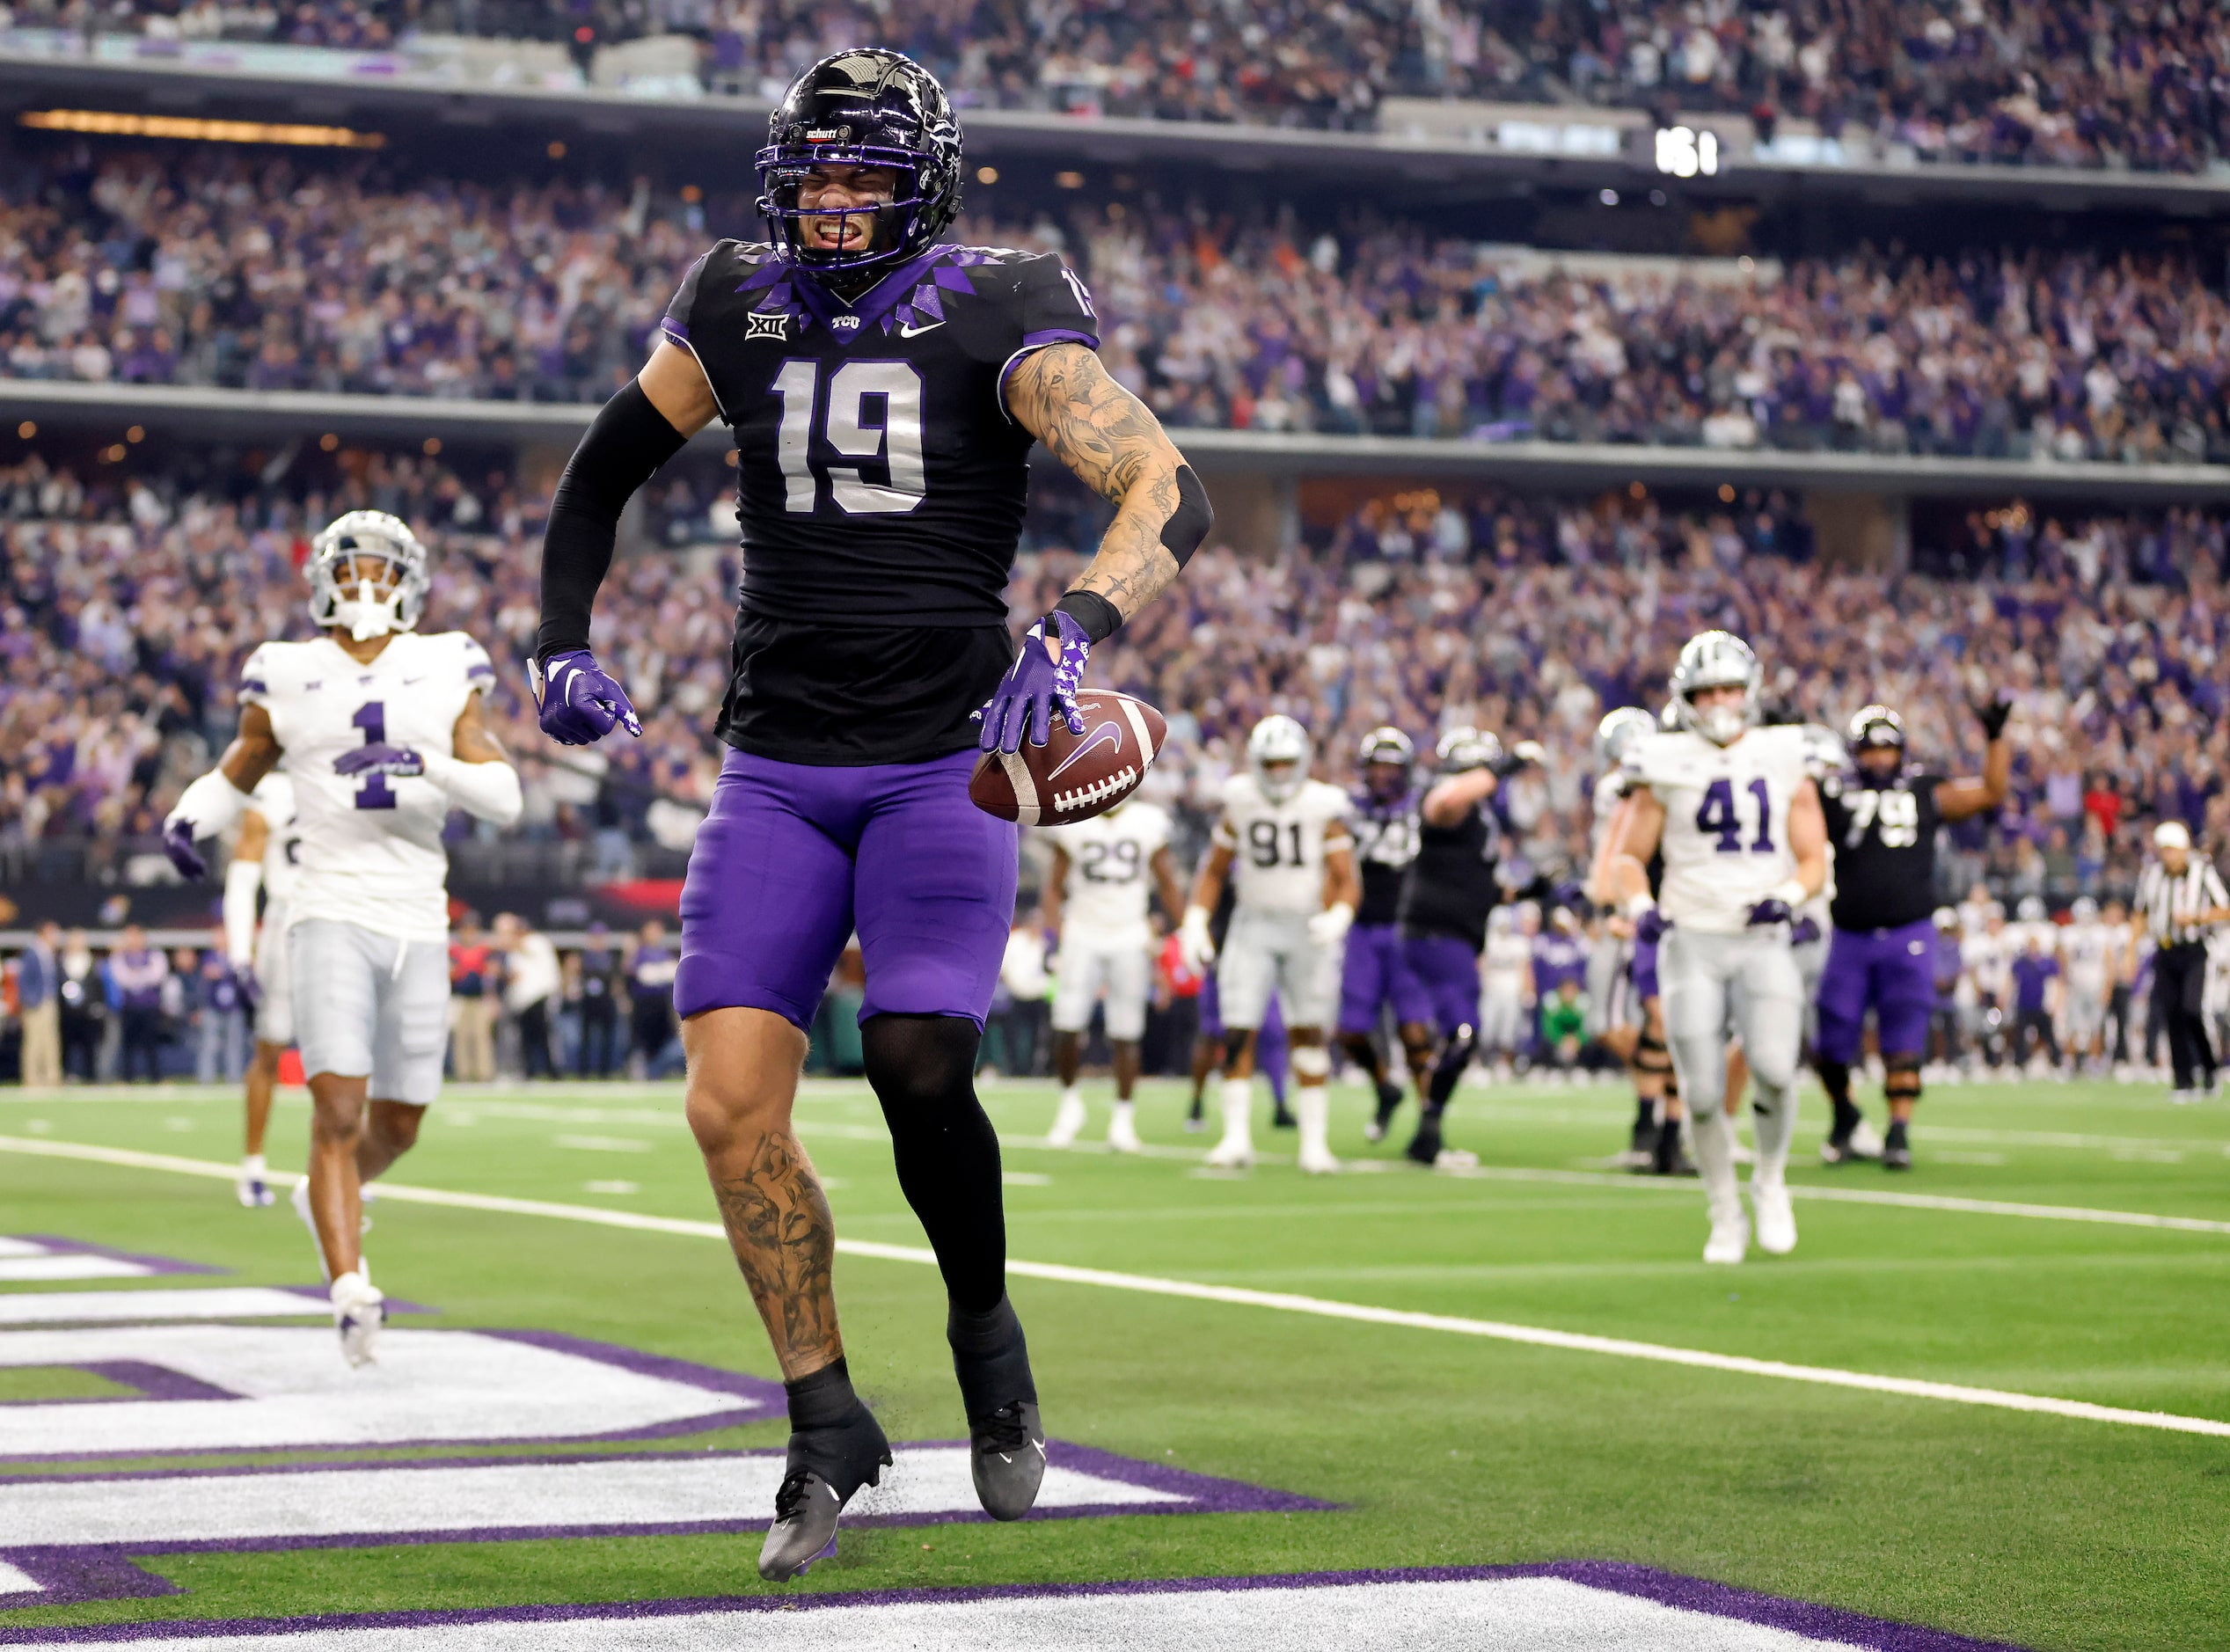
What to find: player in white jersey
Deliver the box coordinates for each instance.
[1477,905,1534,1073]
[2058,896,2114,1070]
[1042,799,1186,1152]
[1587,706,1678,1167]
[164,512,521,1366]
[1606,632,1828,1264]
[1181,714,1357,1173]
[223,771,302,1208]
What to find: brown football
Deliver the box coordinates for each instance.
[969,689,1166,826]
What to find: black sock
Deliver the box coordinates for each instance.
[1428,1034,1473,1107]
[1885,1118,1909,1148]
[1652,1115,1682,1172]
[864,1013,1006,1313]
[948,1293,1036,1418]
[1634,1093,1656,1129]
[785,1358,861,1432]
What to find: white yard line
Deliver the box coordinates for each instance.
[3,1134,2226,1443]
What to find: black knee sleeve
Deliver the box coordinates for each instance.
[1634,1032,1674,1076]
[1222,1028,1254,1067]
[1339,1031,1386,1083]
[1883,1056,1922,1105]
[862,1014,1005,1313]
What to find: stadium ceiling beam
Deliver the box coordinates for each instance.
[3,48,2229,218]
[10,380,2228,504]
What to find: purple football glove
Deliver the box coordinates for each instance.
[162,816,208,881]
[532,649,642,748]
[1634,906,1672,946]
[334,742,425,778]
[234,963,263,1009]
[1789,915,1822,947]
[975,610,1090,756]
[1747,897,1795,928]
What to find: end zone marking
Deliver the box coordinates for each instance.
[3,1136,2226,1442]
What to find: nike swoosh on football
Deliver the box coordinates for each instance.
[897,318,946,338]
[1048,721,1122,779]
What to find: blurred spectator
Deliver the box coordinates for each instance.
[991,902,1051,1078]
[16,920,61,1086]
[626,918,678,1078]
[105,923,167,1082]
[498,911,561,1079]
[192,947,246,1083]
[55,928,102,1080]
[574,920,623,1078]
[449,912,497,1082]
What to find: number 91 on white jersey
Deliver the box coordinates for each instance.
[1213,774,1350,917]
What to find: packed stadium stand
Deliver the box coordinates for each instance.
[9,1,2227,171]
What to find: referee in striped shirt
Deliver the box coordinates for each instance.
[2131,822,2230,1100]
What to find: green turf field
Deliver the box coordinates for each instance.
[2,1073,2227,1649]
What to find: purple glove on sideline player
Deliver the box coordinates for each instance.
[1747,897,1795,928]
[976,610,1090,755]
[1789,915,1822,947]
[162,817,208,881]
[1634,906,1672,946]
[334,742,426,778]
[532,649,642,747]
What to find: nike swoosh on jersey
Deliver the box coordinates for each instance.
[897,317,946,338]
[1049,721,1122,778]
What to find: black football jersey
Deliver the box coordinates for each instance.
[1350,791,1422,925]
[1818,769,1945,932]
[662,239,1099,764]
[1399,801,1503,949]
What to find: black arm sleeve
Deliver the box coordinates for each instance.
[534,378,691,663]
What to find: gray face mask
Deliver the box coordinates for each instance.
[1694,700,1747,744]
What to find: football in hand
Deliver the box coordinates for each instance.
[970,689,1166,826]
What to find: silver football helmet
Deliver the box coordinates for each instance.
[1668,630,1762,746]
[2071,895,2099,924]
[1593,706,1656,773]
[1847,704,1906,752]
[1435,726,1503,775]
[1247,713,1312,803]
[1798,722,1848,780]
[308,511,428,642]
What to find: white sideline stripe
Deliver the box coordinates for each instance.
[4,1135,2226,1442]
[0,1288,334,1327]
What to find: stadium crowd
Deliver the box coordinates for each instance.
[4,444,2225,911]
[14,0,2227,171]
[5,149,2229,465]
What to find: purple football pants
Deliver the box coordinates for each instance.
[1402,933,1483,1039]
[1337,924,1435,1034]
[674,748,1018,1032]
[1814,918,1937,1064]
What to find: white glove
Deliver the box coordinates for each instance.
[1308,901,1355,948]
[1179,905,1217,973]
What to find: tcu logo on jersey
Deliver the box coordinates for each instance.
[744,311,791,342]
[830,314,861,332]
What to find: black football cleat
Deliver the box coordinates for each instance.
[949,1296,1045,1522]
[1405,1113,1444,1166]
[969,1398,1047,1521]
[757,1403,892,1582]
[1881,1141,1913,1171]
[1819,1130,1859,1166]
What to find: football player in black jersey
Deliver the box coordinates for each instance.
[529,49,1209,1580]
[1336,728,1437,1140]
[1815,700,2010,1168]
[1396,728,1539,1165]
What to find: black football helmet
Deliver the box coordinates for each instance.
[755,48,964,278]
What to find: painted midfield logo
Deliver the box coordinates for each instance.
[745,311,791,342]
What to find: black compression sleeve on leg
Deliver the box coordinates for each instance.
[535,378,690,663]
[1427,1030,1475,1110]
[862,1013,1007,1314]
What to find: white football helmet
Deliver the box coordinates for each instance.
[2071,895,2099,924]
[1798,722,1848,779]
[1435,726,1503,774]
[1668,630,1761,746]
[309,511,428,642]
[1593,706,1656,773]
[1247,713,1312,803]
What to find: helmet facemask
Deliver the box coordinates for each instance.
[1247,715,1312,804]
[308,511,428,642]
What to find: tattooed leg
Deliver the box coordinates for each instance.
[683,1005,840,1380]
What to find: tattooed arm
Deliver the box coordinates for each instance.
[1005,343,1196,623]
